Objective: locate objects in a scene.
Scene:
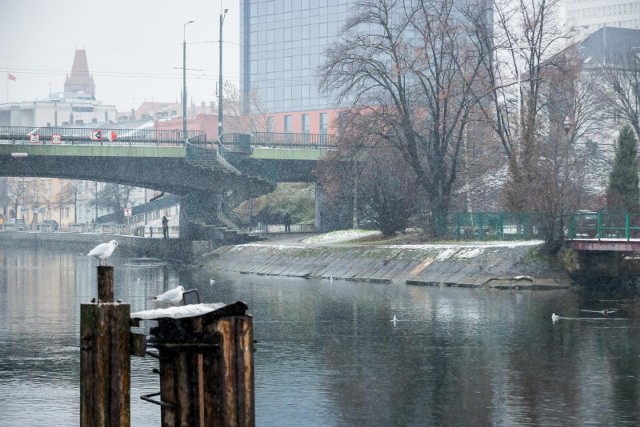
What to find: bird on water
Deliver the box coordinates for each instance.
[87,240,119,266]
[551,313,560,322]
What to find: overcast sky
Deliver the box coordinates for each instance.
[0,0,240,112]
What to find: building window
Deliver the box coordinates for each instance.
[266,116,274,132]
[302,114,309,133]
[284,115,292,133]
[319,112,328,134]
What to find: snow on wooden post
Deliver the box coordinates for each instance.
[132,301,255,427]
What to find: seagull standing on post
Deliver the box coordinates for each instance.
[153,285,185,307]
[87,240,119,266]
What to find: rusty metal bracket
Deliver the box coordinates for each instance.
[181,289,201,304]
[140,391,174,408]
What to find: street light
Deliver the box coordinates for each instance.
[563,116,572,134]
[183,20,195,140]
[218,9,228,140]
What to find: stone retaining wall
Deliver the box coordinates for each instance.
[205,242,573,290]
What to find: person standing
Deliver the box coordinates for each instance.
[284,212,292,233]
[162,215,169,238]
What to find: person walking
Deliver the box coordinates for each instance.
[162,215,169,238]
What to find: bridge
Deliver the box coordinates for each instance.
[566,211,640,252]
[0,126,335,241]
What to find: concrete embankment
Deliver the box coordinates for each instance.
[0,232,194,261]
[204,239,573,290]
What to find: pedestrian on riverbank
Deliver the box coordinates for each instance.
[162,215,169,238]
[284,212,292,233]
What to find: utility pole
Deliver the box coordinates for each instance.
[183,20,194,140]
[218,9,228,140]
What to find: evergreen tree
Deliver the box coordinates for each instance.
[607,125,640,212]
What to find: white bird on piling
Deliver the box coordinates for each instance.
[153,285,185,307]
[551,313,560,322]
[87,240,119,266]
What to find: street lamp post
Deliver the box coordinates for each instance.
[183,20,194,140]
[218,9,228,140]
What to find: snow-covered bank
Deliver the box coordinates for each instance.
[203,233,572,290]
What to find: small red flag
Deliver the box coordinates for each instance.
[8,73,16,81]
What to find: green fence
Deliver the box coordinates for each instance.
[430,211,640,242]
[428,212,534,241]
[567,211,640,240]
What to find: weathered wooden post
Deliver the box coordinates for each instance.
[133,301,254,427]
[80,266,131,427]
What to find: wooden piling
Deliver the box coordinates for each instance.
[80,267,131,427]
[97,266,114,302]
[146,301,255,427]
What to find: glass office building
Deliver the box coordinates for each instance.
[239,0,491,134]
[240,0,352,116]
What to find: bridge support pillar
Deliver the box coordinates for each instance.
[179,193,222,241]
[574,250,623,281]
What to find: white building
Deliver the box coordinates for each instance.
[564,0,640,37]
[0,49,148,227]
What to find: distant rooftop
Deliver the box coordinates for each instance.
[577,27,640,67]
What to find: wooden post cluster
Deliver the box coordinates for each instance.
[149,301,255,427]
[79,265,254,426]
[80,266,131,427]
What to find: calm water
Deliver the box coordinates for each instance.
[1,244,640,426]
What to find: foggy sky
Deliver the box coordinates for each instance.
[0,0,240,112]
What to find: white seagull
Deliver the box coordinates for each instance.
[391,315,398,325]
[87,240,119,266]
[210,278,215,285]
[153,285,185,306]
[551,313,560,322]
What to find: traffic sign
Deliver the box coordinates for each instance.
[105,130,117,142]
[90,130,102,141]
[30,134,40,144]
[51,134,62,144]
[123,207,132,217]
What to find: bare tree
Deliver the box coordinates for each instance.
[96,184,134,224]
[54,182,76,225]
[223,82,271,134]
[319,0,491,236]
[479,0,605,252]
[6,178,29,220]
[597,35,640,139]
[317,114,423,235]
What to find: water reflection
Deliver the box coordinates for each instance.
[1,245,639,426]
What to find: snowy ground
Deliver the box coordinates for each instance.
[302,229,382,244]
[301,229,543,248]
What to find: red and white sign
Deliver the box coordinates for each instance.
[105,130,117,142]
[30,134,40,144]
[90,130,102,141]
[51,134,62,144]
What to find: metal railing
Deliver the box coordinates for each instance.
[0,125,206,146]
[568,211,640,240]
[220,132,335,151]
[429,212,534,241]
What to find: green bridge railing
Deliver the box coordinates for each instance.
[428,211,640,241]
[567,211,640,240]
[431,212,534,241]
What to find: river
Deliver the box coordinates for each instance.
[1,244,639,426]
